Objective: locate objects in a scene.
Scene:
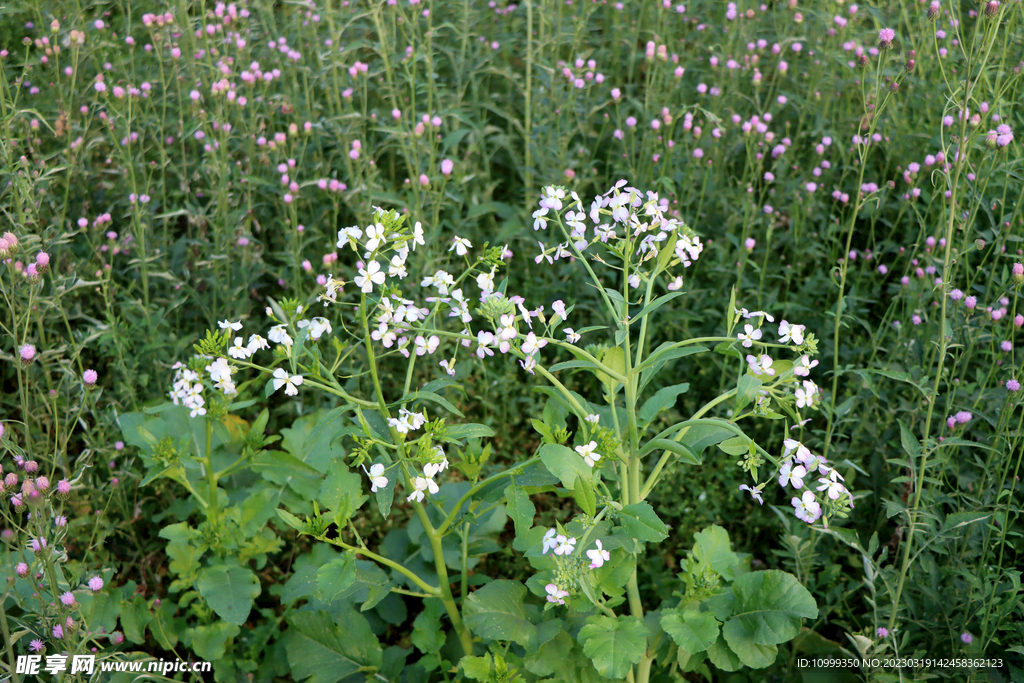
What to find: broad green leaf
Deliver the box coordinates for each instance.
[464,580,537,648]
[524,629,574,677]
[316,552,357,604]
[692,525,740,579]
[661,610,720,654]
[197,565,261,626]
[187,622,240,661]
[286,609,383,683]
[411,599,447,655]
[734,374,763,414]
[573,476,597,516]
[461,654,493,681]
[577,615,650,679]
[504,484,536,539]
[717,435,752,456]
[706,638,743,671]
[539,443,592,489]
[318,460,367,526]
[721,570,817,668]
[618,502,669,543]
[679,422,737,456]
[597,346,626,393]
[638,383,690,425]
[120,596,152,644]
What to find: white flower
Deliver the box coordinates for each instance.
[497,314,517,341]
[793,355,819,377]
[575,441,601,467]
[585,414,600,425]
[450,236,472,256]
[247,334,269,353]
[551,300,567,322]
[564,328,581,344]
[421,270,454,295]
[476,330,495,358]
[440,358,456,377]
[364,223,387,253]
[206,357,233,383]
[779,462,807,489]
[553,535,576,556]
[739,484,764,505]
[545,583,568,605]
[411,222,425,250]
[521,332,547,355]
[337,226,363,248]
[268,325,293,347]
[586,540,611,569]
[817,470,846,500]
[738,324,762,348]
[542,529,559,554]
[355,261,386,293]
[415,335,440,356]
[667,276,684,291]
[520,355,537,375]
[228,337,252,359]
[271,368,303,396]
[792,490,821,523]
[407,476,438,502]
[218,319,242,331]
[306,317,332,340]
[362,463,388,493]
[477,269,496,295]
[389,253,408,279]
[778,320,806,345]
[532,207,549,231]
[796,380,817,408]
[783,438,813,464]
[746,353,775,376]
[737,308,775,323]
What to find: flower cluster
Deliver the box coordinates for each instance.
[740,438,853,527]
[539,529,611,606]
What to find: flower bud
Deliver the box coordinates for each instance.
[1012,263,1024,284]
[985,1,999,17]
[889,81,900,93]
[928,1,940,19]
[975,238,986,250]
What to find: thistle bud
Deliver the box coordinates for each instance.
[975,238,986,250]
[859,54,870,68]
[889,81,900,93]
[928,1,940,19]
[985,1,999,17]
[1012,263,1024,285]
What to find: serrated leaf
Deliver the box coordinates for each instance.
[464,580,537,648]
[661,610,720,653]
[721,571,817,668]
[577,615,650,679]
[197,565,261,626]
[316,553,357,604]
[286,609,383,683]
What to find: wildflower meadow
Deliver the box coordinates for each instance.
[1,0,1023,681]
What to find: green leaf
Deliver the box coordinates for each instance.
[277,508,305,531]
[286,609,383,683]
[638,383,690,425]
[692,525,740,579]
[734,374,763,414]
[639,438,700,465]
[438,423,496,442]
[717,435,752,456]
[899,420,922,458]
[577,615,650,679]
[187,622,240,661]
[316,552,357,604]
[504,484,536,539]
[411,599,447,655]
[573,476,597,516]
[941,511,992,533]
[463,580,537,648]
[460,654,493,681]
[120,596,152,644]
[319,460,367,526]
[661,610,720,654]
[539,443,592,490]
[631,291,685,324]
[197,565,261,626]
[721,570,818,668]
[706,637,744,671]
[618,502,669,543]
[679,422,738,456]
[403,390,464,417]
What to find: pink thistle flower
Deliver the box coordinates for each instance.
[60,591,76,606]
[83,369,98,385]
[89,576,105,591]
